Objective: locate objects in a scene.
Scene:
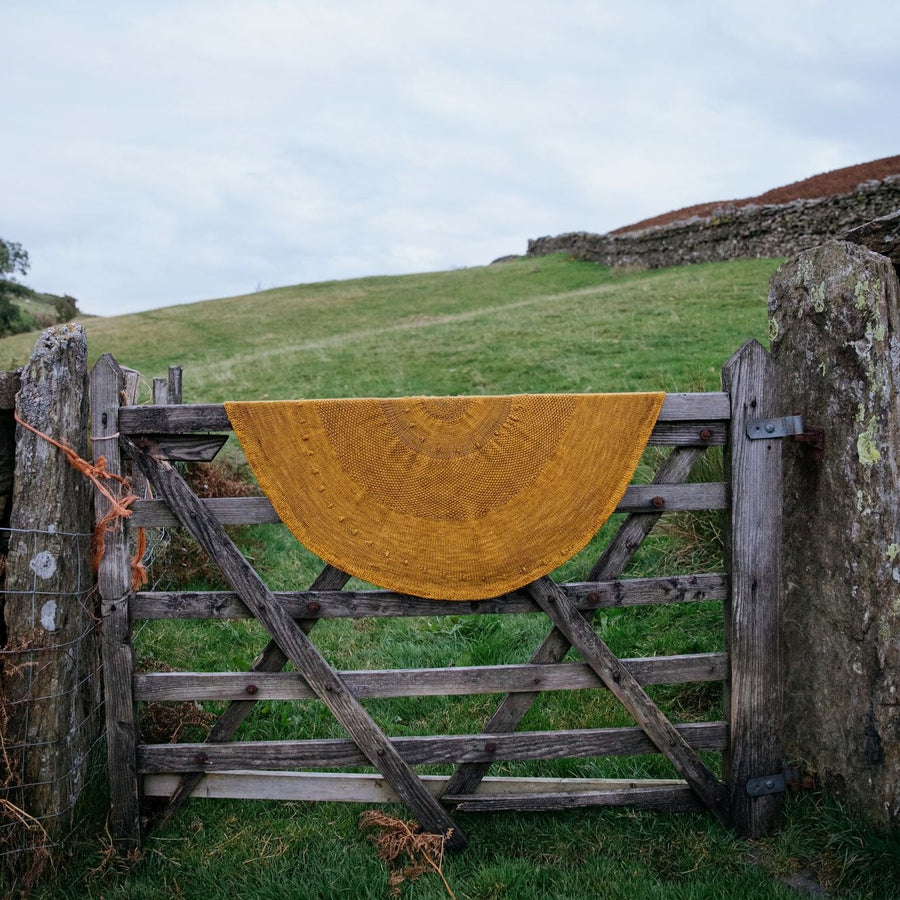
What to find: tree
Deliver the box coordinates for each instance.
[0,238,32,336]
[0,238,30,281]
[0,239,81,336]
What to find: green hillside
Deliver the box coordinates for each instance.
[10,253,900,900]
[0,255,778,399]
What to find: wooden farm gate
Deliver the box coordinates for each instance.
[94,339,784,852]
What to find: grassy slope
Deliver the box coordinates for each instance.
[7,256,899,899]
[0,255,774,398]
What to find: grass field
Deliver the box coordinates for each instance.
[3,255,899,899]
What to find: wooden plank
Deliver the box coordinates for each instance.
[443,446,708,799]
[126,439,467,849]
[92,354,142,850]
[141,434,228,462]
[722,340,783,837]
[133,573,727,620]
[117,392,732,434]
[647,422,726,446]
[130,482,728,528]
[120,403,231,433]
[135,653,728,701]
[151,564,349,832]
[659,392,730,420]
[121,367,142,404]
[143,771,691,805]
[622,483,726,511]
[0,369,21,409]
[527,577,730,825]
[137,722,728,771]
[115,421,727,452]
[449,785,702,813]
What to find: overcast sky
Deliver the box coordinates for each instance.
[2,1,898,316]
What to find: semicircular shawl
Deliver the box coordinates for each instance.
[225,393,665,600]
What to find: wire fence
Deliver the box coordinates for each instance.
[0,527,104,886]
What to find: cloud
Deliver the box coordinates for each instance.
[1,0,897,314]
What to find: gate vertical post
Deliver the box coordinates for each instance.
[91,353,141,849]
[722,339,783,837]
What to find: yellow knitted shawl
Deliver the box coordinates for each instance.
[225,393,664,600]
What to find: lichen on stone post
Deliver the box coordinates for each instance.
[769,240,900,827]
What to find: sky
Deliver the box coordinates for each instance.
[2,1,898,317]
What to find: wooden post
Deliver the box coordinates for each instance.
[2,325,97,840]
[167,366,183,405]
[152,377,167,406]
[722,339,783,837]
[91,353,142,849]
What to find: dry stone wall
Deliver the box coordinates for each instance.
[528,176,900,268]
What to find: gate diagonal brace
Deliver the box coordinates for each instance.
[125,436,467,850]
[443,445,707,801]
[152,563,351,833]
[526,577,730,827]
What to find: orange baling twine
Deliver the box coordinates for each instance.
[14,411,148,591]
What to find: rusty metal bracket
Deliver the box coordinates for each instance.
[791,424,825,455]
[746,765,818,797]
[747,416,824,459]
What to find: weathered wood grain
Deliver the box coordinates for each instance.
[152,377,168,406]
[167,366,183,405]
[134,652,728,701]
[137,722,728,771]
[91,354,142,849]
[142,771,692,806]
[126,439,466,848]
[117,392,731,434]
[722,339,783,837]
[139,434,229,462]
[647,422,726,446]
[132,573,727,620]
[448,784,702,813]
[130,482,727,528]
[0,368,21,409]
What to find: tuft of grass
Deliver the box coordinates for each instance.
[656,448,726,575]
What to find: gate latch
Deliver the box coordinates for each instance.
[746,416,804,440]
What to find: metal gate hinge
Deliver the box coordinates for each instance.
[746,773,786,797]
[746,415,804,440]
